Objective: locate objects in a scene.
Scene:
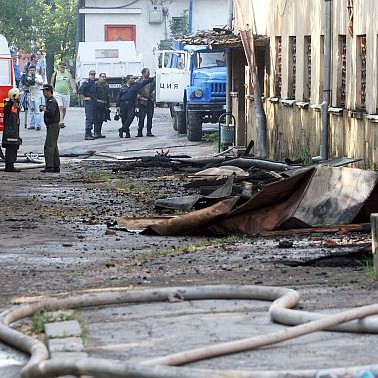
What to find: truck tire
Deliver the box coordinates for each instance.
[170,104,178,131]
[177,112,187,134]
[187,111,202,141]
[172,114,178,131]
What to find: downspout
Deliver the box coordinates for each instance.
[188,0,193,33]
[320,0,332,160]
[226,0,233,118]
[75,0,84,53]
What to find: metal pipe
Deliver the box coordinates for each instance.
[188,0,193,33]
[75,0,84,54]
[320,0,332,160]
[225,0,233,130]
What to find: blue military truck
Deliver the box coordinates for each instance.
[155,41,227,141]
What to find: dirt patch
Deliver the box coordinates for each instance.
[0,160,377,311]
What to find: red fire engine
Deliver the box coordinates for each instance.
[0,34,15,131]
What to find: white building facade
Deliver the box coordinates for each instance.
[79,0,229,73]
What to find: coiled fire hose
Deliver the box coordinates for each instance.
[0,285,378,378]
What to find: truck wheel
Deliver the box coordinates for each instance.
[172,114,178,131]
[187,112,202,141]
[177,112,187,134]
[170,104,178,131]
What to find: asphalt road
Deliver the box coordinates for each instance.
[16,106,215,159]
[1,105,217,376]
[1,107,377,378]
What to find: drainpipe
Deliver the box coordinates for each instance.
[320,0,332,160]
[188,0,193,33]
[226,0,233,125]
[75,0,84,53]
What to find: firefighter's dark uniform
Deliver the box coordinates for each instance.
[43,95,61,172]
[137,79,156,137]
[78,78,97,139]
[94,80,110,138]
[2,99,22,172]
[116,77,154,138]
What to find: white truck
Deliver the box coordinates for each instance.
[76,41,143,103]
[155,43,227,141]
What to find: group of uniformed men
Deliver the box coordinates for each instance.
[78,67,155,140]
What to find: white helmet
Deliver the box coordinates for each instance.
[8,88,20,100]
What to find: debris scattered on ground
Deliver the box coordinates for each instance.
[105,156,377,238]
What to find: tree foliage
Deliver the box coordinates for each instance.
[170,10,189,37]
[0,0,77,64]
[0,0,42,49]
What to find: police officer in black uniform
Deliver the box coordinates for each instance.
[2,88,22,172]
[78,70,97,140]
[116,74,154,138]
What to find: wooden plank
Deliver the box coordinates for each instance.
[258,223,371,237]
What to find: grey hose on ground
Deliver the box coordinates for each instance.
[23,359,378,378]
[0,285,377,378]
[144,303,378,366]
[0,163,45,171]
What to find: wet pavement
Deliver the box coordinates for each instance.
[1,107,378,377]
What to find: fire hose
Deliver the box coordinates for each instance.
[0,285,378,378]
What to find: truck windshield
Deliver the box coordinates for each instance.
[195,52,226,68]
[158,52,186,69]
[0,59,11,85]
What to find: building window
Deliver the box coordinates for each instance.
[171,16,188,36]
[288,36,296,99]
[337,35,347,107]
[303,36,311,101]
[356,35,366,111]
[274,36,282,97]
[319,35,324,103]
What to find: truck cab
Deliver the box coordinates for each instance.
[156,42,227,141]
[0,34,15,131]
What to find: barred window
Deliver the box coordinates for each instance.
[356,35,366,111]
[303,36,311,101]
[319,35,324,102]
[274,36,282,97]
[288,36,296,99]
[337,35,347,107]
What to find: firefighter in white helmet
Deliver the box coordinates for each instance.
[2,88,22,172]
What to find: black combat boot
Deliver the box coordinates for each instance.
[136,128,143,137]
[5,163,20,172]
[85,132,95,140]
[94,123,106,139]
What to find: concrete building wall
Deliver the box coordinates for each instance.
[233,0,378,167]
[192,0,229,31]
[81,0,228,72]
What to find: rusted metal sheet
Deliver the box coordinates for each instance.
[142,197,239,236]
[115,216,175,231]
[292,167,378,226]
[140,167,378,236]
[211,168,313,235]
